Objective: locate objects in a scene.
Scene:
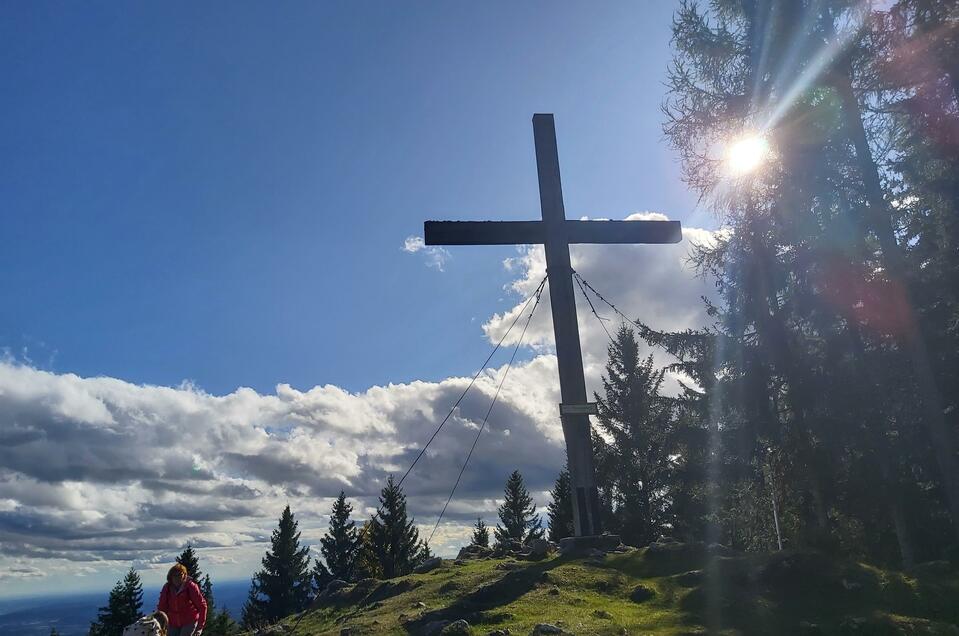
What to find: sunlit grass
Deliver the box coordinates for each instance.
[285,544,959,635]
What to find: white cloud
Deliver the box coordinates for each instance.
[402,236,451,271]
[484,213,718,393]
[0,564,46,580]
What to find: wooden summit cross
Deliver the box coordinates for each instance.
[425,114,682,538]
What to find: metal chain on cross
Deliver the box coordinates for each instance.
[572,269,616,345]
[572,269,667,351]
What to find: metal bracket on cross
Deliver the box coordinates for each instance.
[559,403,599,416]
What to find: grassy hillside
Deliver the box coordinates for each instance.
[286,541,959,635]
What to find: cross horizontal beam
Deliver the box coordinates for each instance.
[424,219,682,246]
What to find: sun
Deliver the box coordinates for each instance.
[726,134,770,176]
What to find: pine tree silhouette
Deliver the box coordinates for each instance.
[494,470,543,546]
[175,544,202,581]
[244,505,312,623]
[365,475,427,578]
[88,567,142,636]
[470,518,490,547]
[319,491,360,582]
[547,468,574,542]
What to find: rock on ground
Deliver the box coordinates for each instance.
[440,619,473,635]
[529,538,551,557]
[529,624,565,635]
[414,556,444,574]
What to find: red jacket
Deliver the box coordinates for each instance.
[158,578,207,629]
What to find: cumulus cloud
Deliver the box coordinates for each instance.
[0,357,565,580]
[0,564,46,580]
[485,213,718,393]
[0,213,717,589]
[403,236,451,271]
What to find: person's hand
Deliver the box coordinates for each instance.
[193,630,202,636]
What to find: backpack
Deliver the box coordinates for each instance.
[123,616,162,636]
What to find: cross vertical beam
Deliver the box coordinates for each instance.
[532,114,602,537]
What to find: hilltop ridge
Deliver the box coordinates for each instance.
[280,540,959,635]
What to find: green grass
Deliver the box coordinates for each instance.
[285,543,959,635]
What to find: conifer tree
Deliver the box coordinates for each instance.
[200,574,214,608]
[494,470,544,546]
[365,475,425,578]
[89,567,143,636]
[319,491,360,581]
[175,544,202,581]
[245,505,313,622]
[240,577,264,630]
[658,0,959,562]
[311,557,333,591]
[203,607,237,636]
[470,518,490,548]
[592,326,676,546]
[177,544,215,609]
[353,521,381,580]
[547,468,574,542]
[197,574,237,636]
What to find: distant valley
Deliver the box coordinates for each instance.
[0,581,250,636]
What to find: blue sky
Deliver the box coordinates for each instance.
[0,1,716,599]
[1,1,697,395]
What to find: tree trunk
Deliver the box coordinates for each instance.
[882,456,917,570]
[833,66,959,542]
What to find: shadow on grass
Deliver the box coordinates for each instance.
[676,549,959,634]
[405,557,568,633]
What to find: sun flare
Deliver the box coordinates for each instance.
[726,134,769,176]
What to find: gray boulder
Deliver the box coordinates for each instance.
[440,619,473,635]
[529,538,550,557]
[414,556,443,574]
[529,625,565,635]
[457,544,492,560]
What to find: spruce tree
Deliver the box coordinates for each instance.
[240,577,264,630]
[319,491,360,581]
[246,505,313,622]
[353,521,381,580]
[592,326,676,546]
[547,468,574,542]
[311,557,333,591]
[204,607,237,636]
[658,0,959,562]
[175,544,202,581]
[89,567,143,636]
[177,544,215,609]
[200,574,214,608]
[494,470,544,546]
[366,475,425,578]
[420,541,433,560]
[470,518,490,548]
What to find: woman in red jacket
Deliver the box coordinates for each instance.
[157,564,207,636]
